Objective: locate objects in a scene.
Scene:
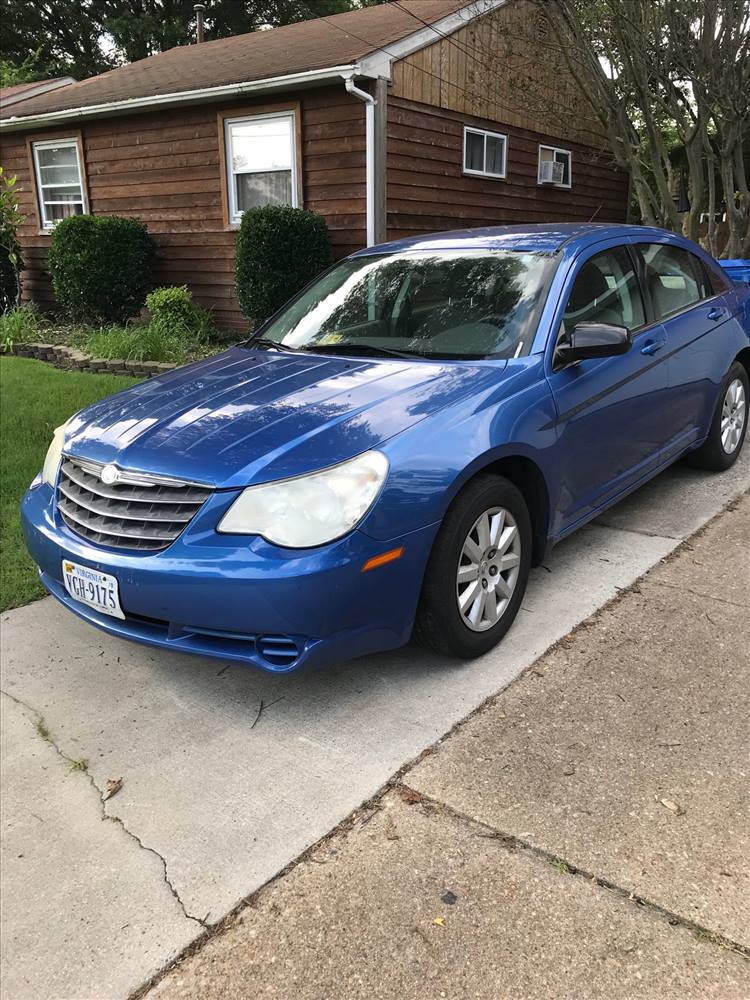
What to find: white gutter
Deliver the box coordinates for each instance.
[343,74,376,247]
[0,65,358,131]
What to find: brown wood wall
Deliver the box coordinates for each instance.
[385,96,629,241]
[2,85,365,330]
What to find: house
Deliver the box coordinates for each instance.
[0,0,629,330]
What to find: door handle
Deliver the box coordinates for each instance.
[640,340,664,356]
[707,306,726,321]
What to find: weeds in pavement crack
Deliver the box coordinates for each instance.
[0,687,207,930]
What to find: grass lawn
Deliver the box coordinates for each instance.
[0,356,139,612]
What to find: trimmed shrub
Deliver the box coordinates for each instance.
[146,284,212,343]
[235,205,332,325]
[48,215,156,325]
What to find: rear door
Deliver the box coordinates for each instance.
[546,243,670,535]
[633,241,739,460]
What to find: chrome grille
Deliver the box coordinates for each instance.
[57,457,212,552]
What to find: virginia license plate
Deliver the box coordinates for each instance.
[62,560,125,620]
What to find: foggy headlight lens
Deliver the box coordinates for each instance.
[42,424,67,487]
[218,451,389,547]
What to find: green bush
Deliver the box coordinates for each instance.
[235,205,332,325]
[146,285,212,343]
[48,215,156,325]
[0,168,24,313]
[82,324,186,364]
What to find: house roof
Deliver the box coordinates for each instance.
[0,77,74,109]
[1,0,475,125]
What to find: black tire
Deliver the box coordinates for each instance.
[687,361,749,471]
[414,474,532,659]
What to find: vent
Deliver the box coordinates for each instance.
[539,159,565,184]
[57,456,212,552]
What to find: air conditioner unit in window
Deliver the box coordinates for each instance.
[539,159,565,184]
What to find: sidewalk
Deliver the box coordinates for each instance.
[148,495,750,1000]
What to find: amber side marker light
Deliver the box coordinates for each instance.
[361,547,404,573]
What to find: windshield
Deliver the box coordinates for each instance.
[251,250,557,360]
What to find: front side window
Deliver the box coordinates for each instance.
[32,138,86,229]
[636,243,707,319]
[563,247,645,334]
[463,127,508,179]
[254,250,557,361]
[538,144,571,187]
[225,112,297,224]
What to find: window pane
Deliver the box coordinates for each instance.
[564,247,645,332]
[465,131,484,171]
[42,186,83,203]
[39,163,81,185]
[485,136,505,175]
[36,144,78,169]
[554,150,571,185]
[45,202,84,223]
[637,244,702,318]
[236,170,292,211]
[230,118,292,174]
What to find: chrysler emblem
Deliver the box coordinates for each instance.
[100,464,119,485]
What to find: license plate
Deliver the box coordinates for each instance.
[62,560,125,620]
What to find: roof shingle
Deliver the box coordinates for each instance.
[2,1,470,122]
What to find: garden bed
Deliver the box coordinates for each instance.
[9,341,178,377]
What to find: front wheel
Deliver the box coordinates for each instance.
[413,474,532,658]
[688,361,748,471]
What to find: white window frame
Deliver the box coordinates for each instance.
[32,137,87,230]
[224,111,299,226]
[537,144,572,188]
[462,126,508,180]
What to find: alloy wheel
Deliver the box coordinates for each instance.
[456,506,522,632]
[721,378,746,454]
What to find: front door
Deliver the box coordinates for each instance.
[546,244,670,535]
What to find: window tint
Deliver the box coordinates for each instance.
[637,244,706,318]
[563,247,645,333]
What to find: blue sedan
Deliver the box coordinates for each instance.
[21,224,750,673]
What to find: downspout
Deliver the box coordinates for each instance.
[343,74,376,247]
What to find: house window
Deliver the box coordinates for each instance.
[538,145,572,188]
[224,112,298,224]
[463,127,507,179]
[32,138,86,229]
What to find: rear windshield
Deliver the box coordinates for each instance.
[253,250,557,360]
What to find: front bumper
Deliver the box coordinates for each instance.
[21,483,439,673]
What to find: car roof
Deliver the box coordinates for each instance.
[354,224,684,257]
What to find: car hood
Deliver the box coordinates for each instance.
[64,348,505,489]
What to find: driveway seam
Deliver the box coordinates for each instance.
[397,785,750,961]
[0,687,208,931]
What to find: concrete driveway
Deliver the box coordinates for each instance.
[1,452,748,1000]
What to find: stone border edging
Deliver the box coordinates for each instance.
[9,342,178,377]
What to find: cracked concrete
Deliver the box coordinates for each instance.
[1,688,206,931]
[1,453,748,999]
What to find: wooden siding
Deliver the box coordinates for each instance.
[385,96,629,240]
[3,86,365,329]
[391,0,606,149]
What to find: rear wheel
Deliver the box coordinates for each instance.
[688,361,748,471]
[414,475,532,658]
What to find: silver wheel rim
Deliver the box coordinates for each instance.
[721,378,746,454]
[456,506,521,632]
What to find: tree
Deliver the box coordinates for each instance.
[0,169,25,312]
[0,0,387,81]
[535,0,750,257]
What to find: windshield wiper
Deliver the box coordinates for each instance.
[305,343,424,360]
[243,336,307,353]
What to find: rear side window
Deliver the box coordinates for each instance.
[637,243,709,319]
[563,246,645,333]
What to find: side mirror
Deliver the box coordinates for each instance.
[556,322,632,366]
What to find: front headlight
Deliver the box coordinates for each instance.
[42,423,67,487]
[218,450,389,548]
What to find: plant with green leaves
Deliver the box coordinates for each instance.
[235,205,332,326]
[48,215,156,325]
[0,305,46,354]
[0,168,25,314]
